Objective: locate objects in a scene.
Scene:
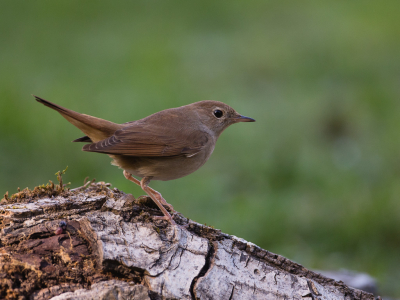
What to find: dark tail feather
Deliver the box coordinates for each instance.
[72,136,93,143]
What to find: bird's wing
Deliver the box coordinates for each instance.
[82,123,211,157]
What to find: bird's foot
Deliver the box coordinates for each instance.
[162,202,175,213]
[152,191,176,213]
[152,214,191,229]
[123,171,176,213]
[153,215,176,225]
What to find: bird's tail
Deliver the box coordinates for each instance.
[34,95,122,142]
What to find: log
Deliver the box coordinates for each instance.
[0,181,380,300]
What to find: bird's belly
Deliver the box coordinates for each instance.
[110,151,212,181]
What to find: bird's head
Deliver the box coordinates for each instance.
[190,100,255,136]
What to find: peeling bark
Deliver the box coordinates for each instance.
[0,182,380,300]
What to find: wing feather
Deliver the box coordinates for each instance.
[82,124,210,157]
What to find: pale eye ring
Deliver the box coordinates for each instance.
[213,109,223,118]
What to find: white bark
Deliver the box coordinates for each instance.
[50,280,150,300]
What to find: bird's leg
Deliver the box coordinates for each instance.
[123,170,175,212]
[140,176,176,225]
[123,171,176,224]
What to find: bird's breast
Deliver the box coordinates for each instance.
[109,143,215,181]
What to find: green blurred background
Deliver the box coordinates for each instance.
[1,1,399,296]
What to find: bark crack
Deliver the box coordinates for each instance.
[189,242,215,300]
[172,248,184,271]
[228,284,235,300]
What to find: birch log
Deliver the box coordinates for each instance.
[0,182,379,300]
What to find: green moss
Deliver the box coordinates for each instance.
[1,168,70,204]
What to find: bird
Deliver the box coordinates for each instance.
[34,95,255,225]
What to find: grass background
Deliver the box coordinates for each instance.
[1,1,399,297]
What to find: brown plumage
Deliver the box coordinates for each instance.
[35,95,255,225]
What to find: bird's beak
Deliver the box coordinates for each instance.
[234,115,256,122]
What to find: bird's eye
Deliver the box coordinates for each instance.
[213,109,223,118]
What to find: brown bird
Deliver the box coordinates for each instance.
[34,96,255,225]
